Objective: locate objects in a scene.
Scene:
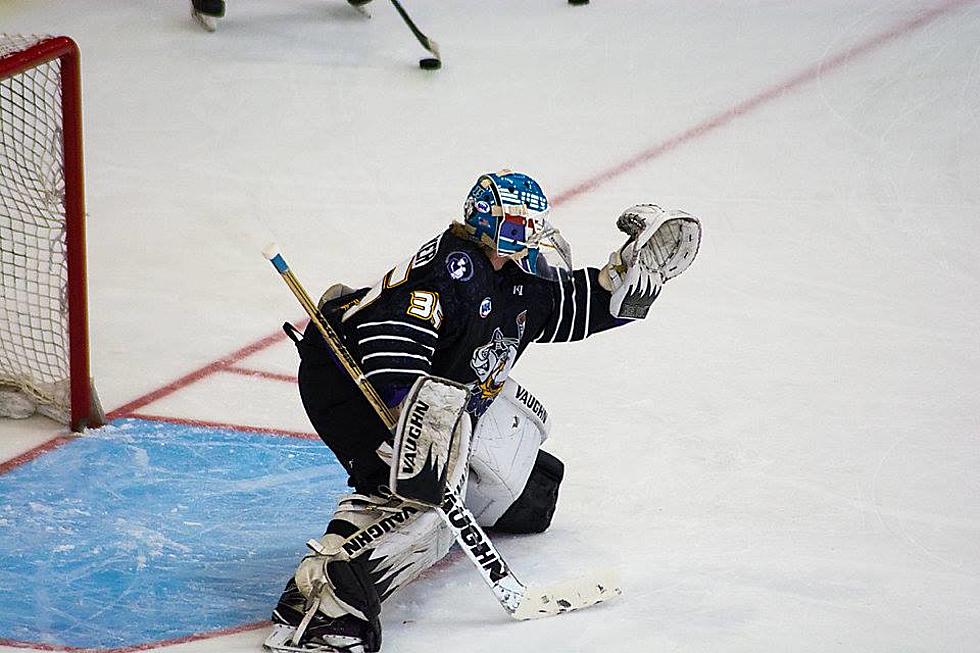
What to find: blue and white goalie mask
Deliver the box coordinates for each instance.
[462,170,572,279]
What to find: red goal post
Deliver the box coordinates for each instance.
[0,34,103,431]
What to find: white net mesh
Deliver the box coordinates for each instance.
[0,34,72,423]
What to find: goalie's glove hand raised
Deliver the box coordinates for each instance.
[601,204,702,320]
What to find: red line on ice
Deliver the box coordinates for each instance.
[552,0,976,205]
[102,620,270,653]
[128,413,319,440]
[0,620,270,653]
[102,0,973,433]
[223,365,298,383]
[1,1,972,650]
[0,434,77,475]
[105,326,293,419]
[0,638,86,651]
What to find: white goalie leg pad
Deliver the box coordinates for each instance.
[465,378,552,527]
[294,492,456,621]
[390,375,471,507]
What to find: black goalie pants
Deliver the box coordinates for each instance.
[295,324,392,494]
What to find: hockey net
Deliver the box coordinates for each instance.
[0,34,103,431]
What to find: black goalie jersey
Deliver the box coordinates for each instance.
[320,226,627,417]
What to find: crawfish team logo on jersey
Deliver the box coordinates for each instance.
[446,251,473,282]
[466,311,527,416]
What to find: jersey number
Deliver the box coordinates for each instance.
[340,235,443,323]
[407,291,443,329]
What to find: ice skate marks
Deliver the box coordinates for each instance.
[0,418,349,650]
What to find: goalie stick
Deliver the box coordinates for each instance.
[263,243,621,622]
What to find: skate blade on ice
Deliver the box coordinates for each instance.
[511,569,622,620]
[192,10,217,32]
[263,623,363,653]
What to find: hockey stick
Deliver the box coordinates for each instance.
[389,0,442,69]
[263,244,621,620]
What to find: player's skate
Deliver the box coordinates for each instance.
[266,572,379,653]
[264,491,454,653]
[267,583,376,653]
[346,0,373,18]
[191,0,225,32]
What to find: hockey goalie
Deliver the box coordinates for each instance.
[266,170,701,652]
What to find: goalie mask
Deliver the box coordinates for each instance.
[461,170,572,278]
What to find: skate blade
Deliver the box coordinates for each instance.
[511,569,622,620]
[192,10,217,32]
[264,624,303,653]
[263,623,364,653]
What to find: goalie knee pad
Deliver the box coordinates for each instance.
[465,378,553,527]
[493,449,564,534]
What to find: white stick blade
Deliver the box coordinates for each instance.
[511,570,622,620]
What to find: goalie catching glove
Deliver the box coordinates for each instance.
[600,204,702,319]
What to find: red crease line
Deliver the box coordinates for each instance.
[0,621,270,653]
[100,620,270,653]
[129,413,320,440]
[0,434,77,475]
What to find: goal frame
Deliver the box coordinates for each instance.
[0,36,98,432]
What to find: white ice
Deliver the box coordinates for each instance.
[2,1,979,651]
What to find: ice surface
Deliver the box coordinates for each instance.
[0,419,348,649]
[1,1,978,652]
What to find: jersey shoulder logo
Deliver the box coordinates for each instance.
[446,251,474,282]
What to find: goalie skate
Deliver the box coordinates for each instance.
[264,621,367,653]
[191,0,224,32]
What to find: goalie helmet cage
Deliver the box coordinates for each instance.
[0,34,103,432]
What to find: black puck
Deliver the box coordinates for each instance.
[419,57,441,70]
[568,0,589,4]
